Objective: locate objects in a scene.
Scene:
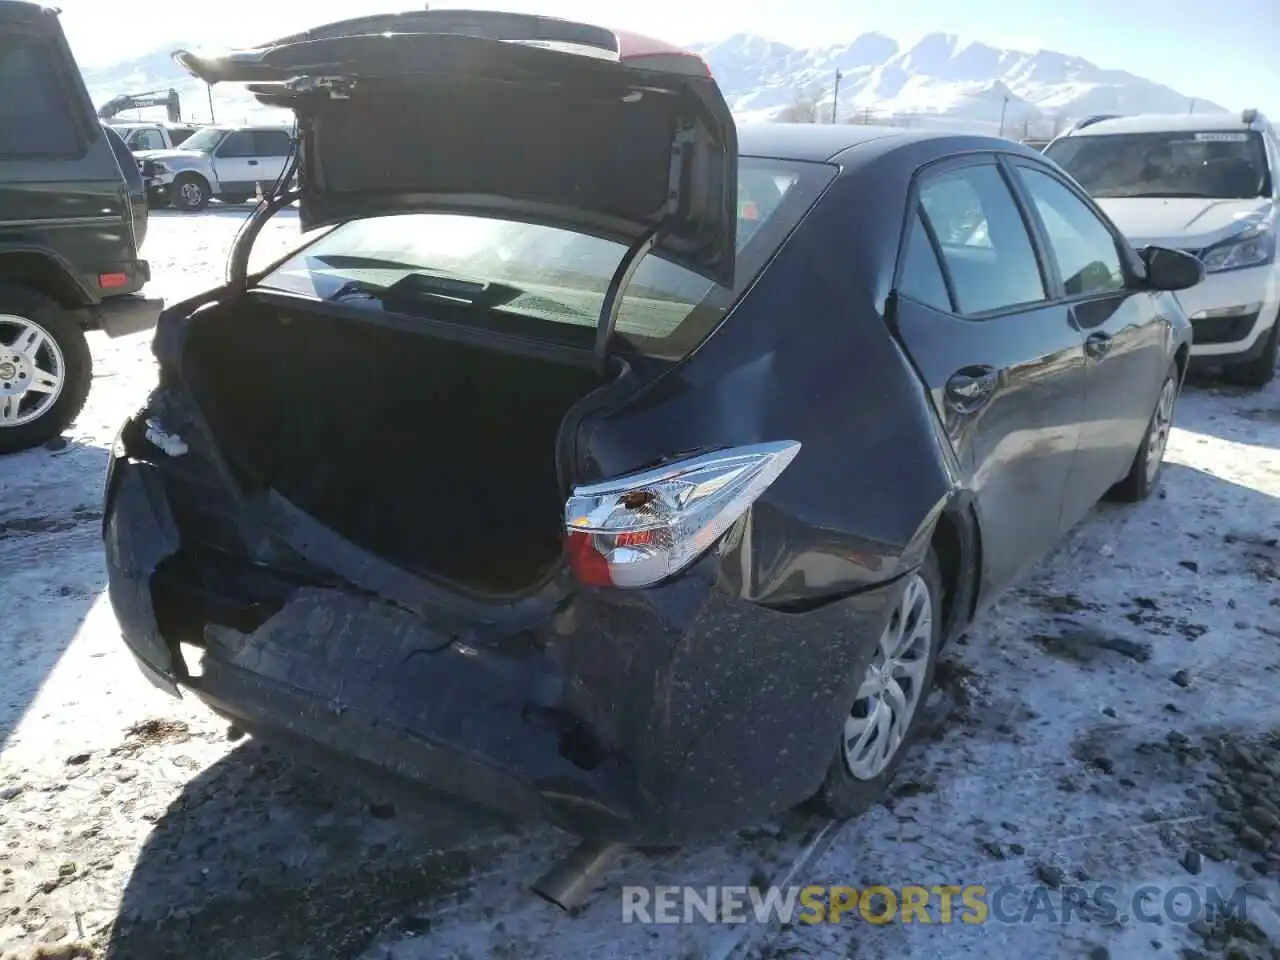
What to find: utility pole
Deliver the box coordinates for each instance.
[1188,98,1196,115]
[832,69,842,123]
[206,83,216,124]
[998,94,1009,138]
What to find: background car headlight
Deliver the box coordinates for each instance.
[1199,224,1276,274]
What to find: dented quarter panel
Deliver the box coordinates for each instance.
[577,164,959,604]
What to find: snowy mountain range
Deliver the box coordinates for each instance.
[79,31,1228,139]
[692,33,1227,136]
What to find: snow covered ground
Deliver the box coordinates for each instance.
[1,208,1278,960]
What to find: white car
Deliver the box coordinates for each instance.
[1046,111,1279,385]
[135,124,294,212]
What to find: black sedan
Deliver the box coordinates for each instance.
[102,10,1202,848]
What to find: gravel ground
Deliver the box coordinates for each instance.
[1,207,1278,960]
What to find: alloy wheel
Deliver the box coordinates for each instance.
[1145,377,1177,484]
[843,572,934,781]
[0,315,66,428]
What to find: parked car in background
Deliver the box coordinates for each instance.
[137,123,294,210]
[1046,111,1280,385]
[107,120,202,153]
[104,10,1203,846]
[0,0,162,453]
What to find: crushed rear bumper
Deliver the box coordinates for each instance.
[103,413,901,844]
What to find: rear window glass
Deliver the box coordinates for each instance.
[257,157,832,357]
[0,34,82,157]
[1045,130,1271,200]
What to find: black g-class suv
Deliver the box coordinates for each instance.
[1,0,161,453]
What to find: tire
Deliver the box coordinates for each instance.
[171,173,210,212]
[1224,312,1279,388]
[0,284,93,455]
[1109,360,1179,503]
[809,550,944,820]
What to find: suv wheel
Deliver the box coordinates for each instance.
[0,284,93,455]
[171,173,210,212]
[1225,311,1279,387]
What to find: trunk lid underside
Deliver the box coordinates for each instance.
[173,10,739,285]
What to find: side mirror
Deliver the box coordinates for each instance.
[1140,246,1205,292]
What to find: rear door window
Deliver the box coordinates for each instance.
[257,156,835,358]
[0,34,82,157]
[918,164,1047,315]
[253,130,293,157]
[897,211,952,312]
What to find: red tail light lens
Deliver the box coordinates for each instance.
[564,441,801,588]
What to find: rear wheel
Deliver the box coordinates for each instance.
[809,551,943,820]
[0,284,92,454]
[1109,361,1178,503]
[171,173,210,212]
[1225,312,1279,387]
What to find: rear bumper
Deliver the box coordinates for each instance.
[90,292,164,338]
[102,421,900,843]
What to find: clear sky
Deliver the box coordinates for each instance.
[54,0,1280,115]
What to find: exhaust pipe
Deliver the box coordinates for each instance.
[530,839,625,911]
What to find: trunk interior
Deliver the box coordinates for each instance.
[181,296,607,594]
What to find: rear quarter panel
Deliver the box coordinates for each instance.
[578,160,960,606]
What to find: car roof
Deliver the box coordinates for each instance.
[737,123,909,161]
[737,122,1046,166]
[1067,113,1254,136]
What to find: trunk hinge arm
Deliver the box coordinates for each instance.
[226,128,304,290]
[591,126,697,374]
[593,227,658,376]
[227,187,302,290]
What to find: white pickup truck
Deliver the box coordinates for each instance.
[135,124,295,211]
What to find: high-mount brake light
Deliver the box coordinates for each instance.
[564,441,801,588]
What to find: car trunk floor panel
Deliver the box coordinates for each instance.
[182,300,603,593]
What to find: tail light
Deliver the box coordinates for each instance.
[564,441,801,588]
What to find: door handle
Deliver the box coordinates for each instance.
[247,159,259,166]
[1085,332,1112,359]
[945,366,999,411]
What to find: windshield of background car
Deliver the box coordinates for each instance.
[178,126,228,153]
[1046,130,1272,199]
[256,157,834,358]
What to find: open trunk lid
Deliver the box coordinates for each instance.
[173,9,739,285]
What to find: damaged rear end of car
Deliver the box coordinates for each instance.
[103,10,910,843]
